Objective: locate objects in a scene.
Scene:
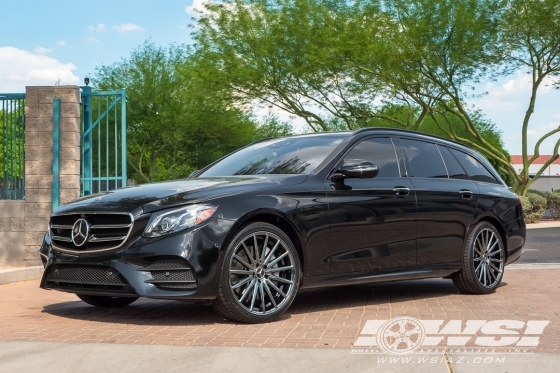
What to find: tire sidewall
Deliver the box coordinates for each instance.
[465,222,505,293]
[219,222,301,323]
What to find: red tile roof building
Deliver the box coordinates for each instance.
[510,155,560,175]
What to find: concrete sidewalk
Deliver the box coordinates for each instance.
[1,341,558,373]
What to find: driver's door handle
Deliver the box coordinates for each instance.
[393,187,410,196]
[459,189,474,198]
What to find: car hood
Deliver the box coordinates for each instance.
[53,175,308,215]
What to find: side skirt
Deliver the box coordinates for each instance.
[300,264,462,290]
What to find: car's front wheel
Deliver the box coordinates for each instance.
[452,221,506,294]
[212,222,301,323]
[77,294,138,308]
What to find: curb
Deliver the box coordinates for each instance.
[526,221,560,230]
[508,263,560,269]
[0,266,43,285]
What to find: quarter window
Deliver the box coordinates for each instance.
[438,145,468,180]
[342,137,400,178]
[449,148,501,184]
[400,139,447,178]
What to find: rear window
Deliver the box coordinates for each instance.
[448,148,501,184]
[401,138,447,178]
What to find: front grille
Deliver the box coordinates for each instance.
[50,212,133,254]
[141,258,198,291]
[45,264,134,294]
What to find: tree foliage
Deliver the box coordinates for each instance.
[93,41,261,183]
[192,0,560,194]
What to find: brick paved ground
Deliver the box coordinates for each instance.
[0,269,558,352]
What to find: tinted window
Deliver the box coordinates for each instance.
[199,134,348,176]
[342,137,399,178]
[401,139,447,178]
[449,148,500,184]
[439,145,468,180]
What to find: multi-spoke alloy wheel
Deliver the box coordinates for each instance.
[213,222,300,323]
[452,222,505,294]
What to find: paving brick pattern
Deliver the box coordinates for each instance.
[0,269,558,352]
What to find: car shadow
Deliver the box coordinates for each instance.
[41,278,505,325]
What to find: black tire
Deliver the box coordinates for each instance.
[452,221,506,294]
[77,294,138,308]
[212,222,301,323]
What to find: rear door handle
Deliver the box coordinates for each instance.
[459,189,474,198]
[393,187,410,196]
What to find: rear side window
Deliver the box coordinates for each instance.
[449,148,501,184]
[400,138,447,178]
[343,137,400,178]
[438,145,468,180]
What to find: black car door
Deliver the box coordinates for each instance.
[326,136,417,274]
[398,138,479,266]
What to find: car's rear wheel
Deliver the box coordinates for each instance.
[212,222,301,323]
[77,294,138,308]
[452,221,506,294]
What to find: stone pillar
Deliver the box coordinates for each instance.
[23,86,81,265]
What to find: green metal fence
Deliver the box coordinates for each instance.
[0,93,25,200]
[81,87,127,196]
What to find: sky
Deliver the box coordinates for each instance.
[0,0,558,156]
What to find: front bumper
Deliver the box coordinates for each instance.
[39,216,234,301]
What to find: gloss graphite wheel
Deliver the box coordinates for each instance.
[452,221,505,294]
[212,222,300,323]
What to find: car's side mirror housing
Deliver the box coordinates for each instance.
[331,160,379,181]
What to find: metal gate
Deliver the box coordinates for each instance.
[81,86,126,196]
[0,93,25,200]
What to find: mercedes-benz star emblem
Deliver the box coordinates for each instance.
[71,218,90,247]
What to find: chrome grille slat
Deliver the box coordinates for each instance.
[52,236,72,242]
[50,212,134,254]
[89,235,128,242]
[90,224,132,229]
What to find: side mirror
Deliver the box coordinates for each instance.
[331,160,379,181]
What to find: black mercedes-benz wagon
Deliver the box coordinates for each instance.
[39,128,525,323]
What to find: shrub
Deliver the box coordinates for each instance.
[547,192,560,220]
[528,189,547,198]
[525,213,544,223]
[519,196,532,216]
[526,192,547,222]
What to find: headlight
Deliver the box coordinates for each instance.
[143,204,218,238]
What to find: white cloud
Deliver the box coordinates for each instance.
[57,40,66,46]
[185,0,213,16]
[85,37,101,43]
[33,46,52,54]
[470,72,560,154]
[113,23,143,32]
[88,23,106,33]
[0,46,79,92]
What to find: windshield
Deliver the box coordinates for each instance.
[198,134,349,177]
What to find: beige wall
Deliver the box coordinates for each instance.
[0,86,81,267]
[0,201,25,267]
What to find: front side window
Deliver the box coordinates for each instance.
[400,138,447,178]
[341,137,400,178]
[449,148,501,184]
[199,134,349,177]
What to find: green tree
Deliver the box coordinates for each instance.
[93,41,259,182]
[193,0,513,179]
[498,0,560,194]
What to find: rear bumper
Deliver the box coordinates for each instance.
[505,216,526,265]
[39,217,234,301]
